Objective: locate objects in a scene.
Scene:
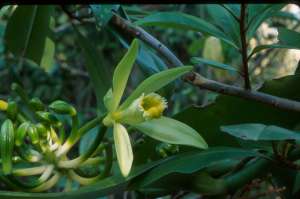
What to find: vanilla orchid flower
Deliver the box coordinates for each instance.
[102,39,208,177]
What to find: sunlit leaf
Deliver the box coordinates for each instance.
[133,116,208,149]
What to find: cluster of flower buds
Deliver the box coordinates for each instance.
[0,83,112,192]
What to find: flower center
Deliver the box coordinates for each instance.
[139,93,167,119]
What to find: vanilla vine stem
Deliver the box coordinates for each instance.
[109,13,300,113]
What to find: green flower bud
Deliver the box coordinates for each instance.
[7,101,18,120]
[36,111,59,124]
[29,97,45,111]
[28,125,39,145]
[35,123,47,138]
[49,100,77,116]
[0,119,14,174]
[15,122,31,146]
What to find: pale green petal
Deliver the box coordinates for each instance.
[113,123,133,177]
[133,116,208,149]
[103,88,114,112]
[112,39,139,111]
[119,66,193,110]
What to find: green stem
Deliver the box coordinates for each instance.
[56,115,105,157]
[223,157,270,193]
[58,126,107,168]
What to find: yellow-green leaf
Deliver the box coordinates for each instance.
[133,117,208,149]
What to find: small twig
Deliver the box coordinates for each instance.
[239,3,251,90]
[184,72,300,113]
[109,12,300,114]
[110,14,183,67]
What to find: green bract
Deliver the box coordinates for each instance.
[102,39,208,177]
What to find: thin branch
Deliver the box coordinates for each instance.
[240,3,251,90]
[108,13,300,113]
[110,14,183,67]
[184,72,300,113]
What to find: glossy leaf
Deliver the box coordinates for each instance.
[250,28,300,56]
[247,4,285,39]
[205,4,240,47]
[175,73,300,147]
[113,123,133,177]
[91,4,120,26]
[119,66,193,110]
[4,5,55,70]
[74,27,111,111]
[134,147,259,188]
[135,12,237,48]
[191,57,237,72]
[112,39,139,111]
[221,123,300,141]
[133,116,208,149]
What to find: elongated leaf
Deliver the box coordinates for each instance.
[250,28,300,56]
[205,4,240,47]
[74,27,111,112]
[91,4,120,26]
[174,73,300,147]
[134,147,259,188]
[5,5,54,69]
[133,116,208,149]
[119,66,192,110]
[221,123,300,141]
[247,4,285,39]
[114,123,133,177]
[112,39,139,111]
[191,57,237,72]
[278,27,300,48]
[135,12,237,48]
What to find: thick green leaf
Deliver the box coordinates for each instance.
[133,116,208,149]
[119,66,192,110]
[191,57,237,72]
[247,4,285,39]
[134,147,259,188]
[112,39,139,111]
[135,12,237,48]
[221,123,300,141]
[91,4,120,26]
[0,158,167,199]
[175,74,300,147]
[4,5,55,69]
[278,27,300,48]
[205,4,240,47]
[273,11,300,21]
[74,28,111,112]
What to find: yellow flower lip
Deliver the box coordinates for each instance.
[138,93,167,119]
